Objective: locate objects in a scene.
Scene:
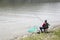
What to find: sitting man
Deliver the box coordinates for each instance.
[40,20,50,33]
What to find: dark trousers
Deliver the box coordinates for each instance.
[40,27,47,32]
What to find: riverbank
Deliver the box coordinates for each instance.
[15,25,60,40]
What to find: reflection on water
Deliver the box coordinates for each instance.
[0,3,60,40]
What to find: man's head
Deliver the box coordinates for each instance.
[45,20,47,23]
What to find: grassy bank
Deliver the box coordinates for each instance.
[17,26,60,40]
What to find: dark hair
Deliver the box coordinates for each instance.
[45,20,47,22]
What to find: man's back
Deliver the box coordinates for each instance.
[40,20,50,33]
[42,20,49,29]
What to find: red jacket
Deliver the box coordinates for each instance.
[42,23,46,27]
[42,22,49,29]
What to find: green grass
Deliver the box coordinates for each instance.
[19,28,60,40]
[20,33,46,40]
[54,29,60,37]
[52,29,60,40]
[47,29,60,40]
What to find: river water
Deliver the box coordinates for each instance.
[0,3,60,40]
